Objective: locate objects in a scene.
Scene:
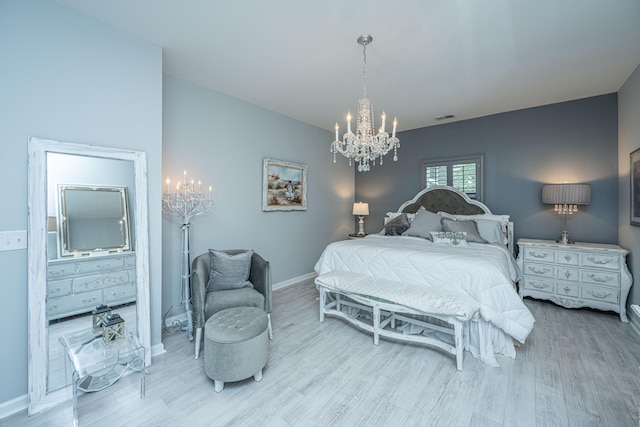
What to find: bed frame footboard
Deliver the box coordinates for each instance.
[317,284,466,371]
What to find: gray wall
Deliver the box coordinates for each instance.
[355,94,619,246]
[0,1,163,405]
[161,75,354,313]
[619,63,640,311]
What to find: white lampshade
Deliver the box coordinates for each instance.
[352,202,369,216]
[542,183,591,205]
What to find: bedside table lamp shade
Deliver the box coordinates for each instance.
[541,183,591,244]
[353,202,369,236]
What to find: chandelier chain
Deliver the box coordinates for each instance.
[361,42,367,99]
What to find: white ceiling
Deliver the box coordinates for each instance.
[55,0,640,132]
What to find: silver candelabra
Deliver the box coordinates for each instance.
[162,171,214,341]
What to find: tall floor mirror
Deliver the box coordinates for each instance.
[27,137,151,414]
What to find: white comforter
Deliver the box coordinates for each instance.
[314,234,535,366]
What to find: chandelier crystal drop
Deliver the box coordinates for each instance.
[331,34,399,172]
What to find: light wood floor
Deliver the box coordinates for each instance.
[4,281,640,426]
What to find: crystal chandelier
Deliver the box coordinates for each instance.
[331,34,399,172]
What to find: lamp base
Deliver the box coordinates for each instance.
[357,216,365,236]
[556,230,574,245]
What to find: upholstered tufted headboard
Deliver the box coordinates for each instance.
[399,187,487,216]
[394,185,514,253]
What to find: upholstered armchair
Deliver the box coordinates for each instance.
[191,249,272,359]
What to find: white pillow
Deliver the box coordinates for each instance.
[430,231,468,246]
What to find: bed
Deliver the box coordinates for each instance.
[314,185,535,369]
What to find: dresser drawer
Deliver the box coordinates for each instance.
[48,279,73,298]
[73,270,130,292]
[557,267,579,282]
[48,263,76,278]
[524,247,555,262]
[523,262,555,278]
[580,286,619,304]
[77,257,125,273]
[47,290,102,317]
[523,277,555,294]
[556,282,579,297]
[556,251,579,266]
[105,283,136,304]
[581,270,619,287]
[581,253,620,270]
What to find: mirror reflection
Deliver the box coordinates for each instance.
[45,153,138,393]
[57,185,131,255]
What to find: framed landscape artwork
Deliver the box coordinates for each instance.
[631,148,640,226]
[262,158,307,211]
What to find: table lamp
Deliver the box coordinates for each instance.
[541,183,591,244]
[353,202,369,236]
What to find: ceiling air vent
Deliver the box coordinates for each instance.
[434,114,456,121]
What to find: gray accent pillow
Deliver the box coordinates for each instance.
[402,207,443,240]
[384,213,411,235]
[474,219,504,245]
[207,250,254,291]
[441,218,487,243]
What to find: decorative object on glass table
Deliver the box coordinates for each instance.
[102,313,125,345]
[91,304,112,334]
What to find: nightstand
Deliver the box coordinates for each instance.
[348,233,368,239]
[516,238,633,322]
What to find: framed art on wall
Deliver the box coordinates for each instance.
[262,158,307,211]
[631,148,640,226]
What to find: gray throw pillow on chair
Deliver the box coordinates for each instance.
[207,250,254,291]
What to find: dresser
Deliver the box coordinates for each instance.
[516,239,632,322]
[47,252,136,321]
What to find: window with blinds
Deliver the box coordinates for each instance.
[420,155,483,201]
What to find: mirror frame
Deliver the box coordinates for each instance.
[57,184,132,256]
[27,137,151,414]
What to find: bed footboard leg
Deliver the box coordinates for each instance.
[319,287,326,323]
[373,305,380,345]
[455,322,464,371]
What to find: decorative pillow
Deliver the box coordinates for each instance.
[474,218,505,245]
[402,207,443,239]
[207,250,254,292]
[384,211,416,224]
[441,218,487,243]
[384,213,411,235]
[439,212,509,245]
[430,231,468,246]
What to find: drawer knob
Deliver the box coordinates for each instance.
[563,286,571,294]
[530,252,549,259]
[586,256,614,265]
[587,273,613,283]
[588,290,612,299]
[529,266,551,274]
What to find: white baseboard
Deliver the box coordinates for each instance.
[0,393,27,420]
[152,342,166,357]
[273,272,317,290]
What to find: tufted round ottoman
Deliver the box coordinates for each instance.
[204,306,269,392]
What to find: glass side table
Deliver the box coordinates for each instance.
[60,329,145,427]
